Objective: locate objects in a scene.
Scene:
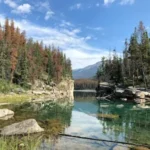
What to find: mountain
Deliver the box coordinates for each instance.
[73,61,101,79]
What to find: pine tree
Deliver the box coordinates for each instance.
[0,24,3,40]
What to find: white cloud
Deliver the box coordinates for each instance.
[104,0,135,5]
[36,1,50,11]
[4,0,17,8]
[120,0,135,5]
[12,4,31,14]
[60,20,73,27]
[85,36,92,41]
[64,49,109,69]
[4,0,31,14]
[104,0,116,5]
[34,1,54,20]
[70,3,82,10]
[86,26,103,31]
[0,14,109,69]
[45,10,54,20]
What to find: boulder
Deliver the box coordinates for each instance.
[137,104,150,109]
[115,89,125,98]
[12,88,25,94]
[1,119,44,136]
[136,91,145,99]
[123,88,137,98]
[0,109,14,119]
[0,115,14,120]
[113,144,130,150]
[121,98,127,101]
[116,104,124,108]
[135,91,146,104]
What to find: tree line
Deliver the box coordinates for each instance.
[74,79,97,90]
[96,21,150,89]
[0,18,72,88]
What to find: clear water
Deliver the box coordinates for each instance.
[41,91,150,149]
[2,91,150,149]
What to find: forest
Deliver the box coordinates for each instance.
[74,79,97,90]
[0,19,72,88]
[96,21,150,89]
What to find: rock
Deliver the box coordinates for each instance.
[133,106,137,109]
[32,91,45,95]
[123,88,137,98]
[135,91,146,104]
[0,115,14,120]
[0,109,14,118]
[132,146,150,150]
[121,98,127,101]
[19,143,25,148]
[113,144,130,150]
[49,81,56,87]
[100,104,109,108]
[13,88,25,94]
[115,89,125,97]
[136,91,145,99]
[137,104,150,109]
[116,104,124,108]
[0,103,11,106]
[32,80,46,90]
[135,98,146,104]
[1,119,44,135]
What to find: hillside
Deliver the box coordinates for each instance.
[73,61,101,79]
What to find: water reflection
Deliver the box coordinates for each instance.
[74,90,96,101]
[71,92,150,147]
[2,91,150,149]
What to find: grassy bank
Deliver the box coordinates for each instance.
[0,79,32,104]
[0,135,43,150]
[0,94,33,104]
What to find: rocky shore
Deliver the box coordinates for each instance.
[0,79,74,104]
[30,79,74,104]
[96,82,150,105]
[0,79,74,136]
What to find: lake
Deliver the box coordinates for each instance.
[1,91,150,150]
[40,91,150,149]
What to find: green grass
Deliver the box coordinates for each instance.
[0,135,43,150]
[0,79,21,93]
[0,94,32,104]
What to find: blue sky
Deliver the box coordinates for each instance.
[0,0,149,69]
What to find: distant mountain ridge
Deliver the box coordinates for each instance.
[73,61,101,79]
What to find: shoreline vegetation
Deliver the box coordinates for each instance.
[0,18,74,149]
[0,18,72,93]
[96,22,150,89]
[0,18,74,105]
[95,22,150,105]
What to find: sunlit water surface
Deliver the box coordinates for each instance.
[40,91,150,150]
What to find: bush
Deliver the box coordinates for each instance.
[0,79,21,93]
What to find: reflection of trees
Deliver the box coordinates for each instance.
[74,91,96,101]
[38,102,73,128]
[10,101,73,131]
[96,102,150,145]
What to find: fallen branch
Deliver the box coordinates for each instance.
[59,134,150,149]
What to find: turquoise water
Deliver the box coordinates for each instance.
[41,91,150,149]
[3,91,150,149]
